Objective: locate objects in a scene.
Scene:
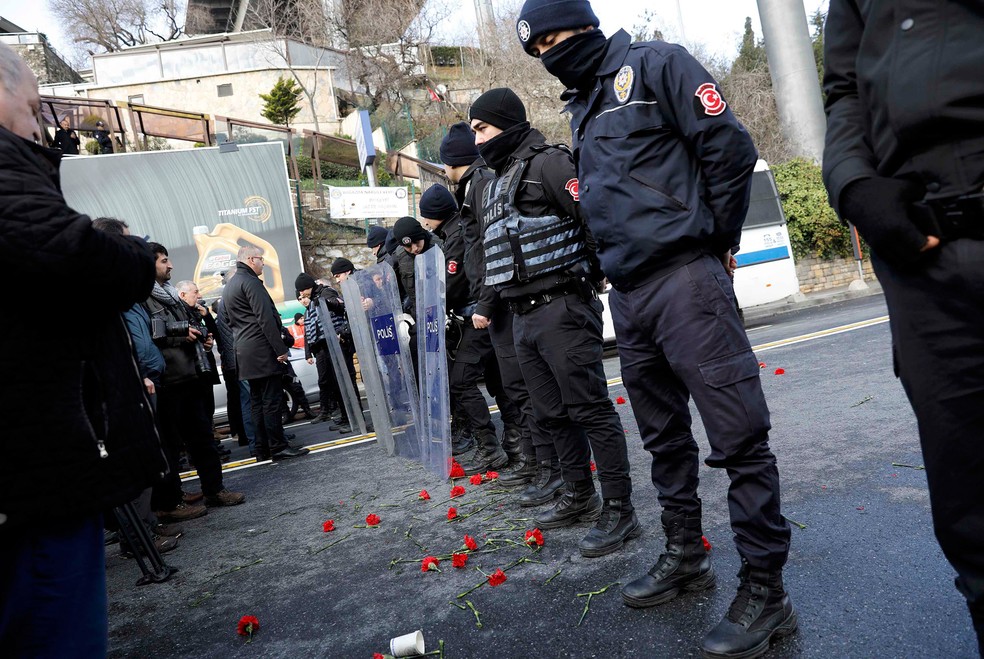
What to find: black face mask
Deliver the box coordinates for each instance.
[540,29,609,91]
[478,122,533,173]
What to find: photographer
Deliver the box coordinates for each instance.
[143,244,245,517]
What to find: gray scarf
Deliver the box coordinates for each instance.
[151,281,183,307]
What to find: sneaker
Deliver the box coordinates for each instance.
[205,489,246,507]
[156,503,207,523]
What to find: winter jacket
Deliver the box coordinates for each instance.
[393,232,444,319]
[0,125,164,536]
[143,293,199,387]
[123,303,166,385]
[221,262,287,380]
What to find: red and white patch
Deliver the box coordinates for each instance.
[695,82,726,116]
[565,178,580,201]
[447,260,458,274]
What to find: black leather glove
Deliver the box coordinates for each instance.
[840,177,931,268]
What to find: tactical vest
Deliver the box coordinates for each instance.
[482,155,586,286]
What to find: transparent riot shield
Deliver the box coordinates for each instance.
[415,246,450,479]
[316,297,367,437]
[340,262,419,458]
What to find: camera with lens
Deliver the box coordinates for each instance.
[192,339,212,375]
[151,317,190,340]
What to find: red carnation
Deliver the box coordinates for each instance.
[524,528,544,547]
[484,470,499,481]
[488,568,507,587]
[447,507,458,520]
[452,552,469,568]
[374,654,385,659]
[616,396,626,404]
[322,520,335,533]
[450,485,466,498]
[463,534,478,551]
[469,474,483,486]
[449,461,465,479]
[702,535,712,552]
[418,489,430,500]
[421,556,440,572]
[237,615,260,642]
[774,368,785,375]
[759,361,767,369]
[590,461,597,472]
[365,513,381,526]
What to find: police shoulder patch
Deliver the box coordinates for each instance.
[447,260,458,275]
[565,178,579,201]
[694,82,727,117]
[614,65,634,104]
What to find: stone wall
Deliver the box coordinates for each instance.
[795,256,875,293]
[12,41,82,85]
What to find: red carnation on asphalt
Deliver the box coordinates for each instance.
[450,485,466,498]
[421,556,440,572]
[365,513,381,526]
[484,470,499,481]
[237,615,260,641]
[463,534,478,551]
[488,568,507,587]
[702,535,712,552]
[374,653,385,659]
[449,460,465,479]
[418,489,430,500]
[447,507,458,520]
[322,520,335,533]
[616,396,626,404]
[452,552,469,568]
[759,361,767,369]
[524,528,544,547]
[469,474,483,486]
[590,461,597,472]
[774,368,785,375]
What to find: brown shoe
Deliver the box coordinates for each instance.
[153,522,184,538]
[182,490,204,505]
[205,489,246,507]
[120,534,179,558]
[156,503,207,523]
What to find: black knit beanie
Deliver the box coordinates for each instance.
[294,272,316,295]
[330,258,354,276]
[419,185,458,223]
[469,88,527,131]
[366,225,388,249]
[516,0,600,54]
[392,216,428,247]
[440,122,479,167]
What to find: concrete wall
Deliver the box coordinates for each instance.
[795,256,875,293]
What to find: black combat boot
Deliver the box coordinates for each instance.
[500,425,523,463]
[461,428,509,475]
[535,479,603,529]
[518,460,564,506]
[579,497,642,558]
[498,453,537,487]
[622,510,715,608]
[451,419,475,455]
[701,561,797,659]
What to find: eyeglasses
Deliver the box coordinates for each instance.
[249,256,265,262]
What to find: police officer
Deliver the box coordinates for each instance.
[823,2,984,652]
[517,1,794,656]
[366,226,390,264]
[441,122,555,489]
[471,87,637,557]
[418,184,514,475]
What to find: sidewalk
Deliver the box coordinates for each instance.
[742,278,884,324]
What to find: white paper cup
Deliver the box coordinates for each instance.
[389,630,425,657]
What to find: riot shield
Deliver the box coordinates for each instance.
[316,297,367,436]
[341,262,418,458]
[415,246,450,479]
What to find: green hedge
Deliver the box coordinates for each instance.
[771,158,856,259]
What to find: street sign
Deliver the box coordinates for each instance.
[328,186,409,220]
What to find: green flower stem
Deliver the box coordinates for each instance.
[544,569,562,585]
[576,582,620,627]
[481,511,503,522]
[465,599,483,628]
[783,515,808,530]
[203,558,262,583]
[891,462,925,470]
[310,532,353,555]
[188,591,213,608]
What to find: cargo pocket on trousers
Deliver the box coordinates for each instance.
[566,342,606,403]
[698,350,760,389]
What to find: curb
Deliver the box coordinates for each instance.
[743,281,884,324]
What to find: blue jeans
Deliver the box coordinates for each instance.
[0,514,107,658]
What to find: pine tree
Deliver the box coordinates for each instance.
[732,17,768,73]
[259,77,304,127]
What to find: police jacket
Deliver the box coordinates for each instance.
[393,232,444,319]
[823,0,984,211]
[0,126,164,536]
[565,29,758,289]
[455,160,497,318]
[143,293,199,387]
[434,211,472,313]
[480,128,599,301]
[221,262,288,380]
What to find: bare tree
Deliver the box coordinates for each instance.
[47,0,185,56]
[721,67,790,164]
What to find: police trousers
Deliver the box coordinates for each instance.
[874,238,984,630]
[450,325,497,435]
[609,253,789,569]
[513,293,631,499]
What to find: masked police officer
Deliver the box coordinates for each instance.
[823,2,984,652]
[517,1,795,656]
[470,87,637,557]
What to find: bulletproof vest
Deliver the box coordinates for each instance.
[481,156,586,286]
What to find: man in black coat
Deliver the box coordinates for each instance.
[222,245,309,461]
[0,43,164,656]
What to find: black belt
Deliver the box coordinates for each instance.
[509,283,585,316]
[914,194,984,241]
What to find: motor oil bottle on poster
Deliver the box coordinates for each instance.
[192,223,285,303]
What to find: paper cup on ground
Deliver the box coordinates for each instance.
[389,630,424,657]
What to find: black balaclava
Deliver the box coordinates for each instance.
[540,29,609,90]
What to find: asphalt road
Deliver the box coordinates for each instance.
[105,293,979,658]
